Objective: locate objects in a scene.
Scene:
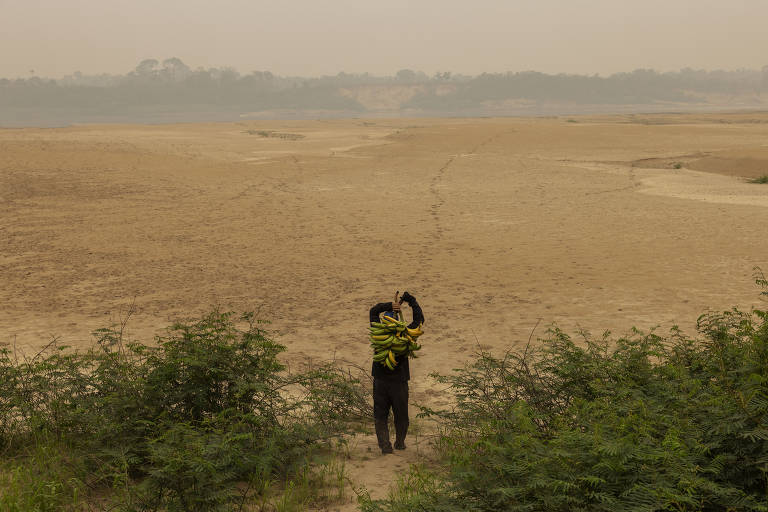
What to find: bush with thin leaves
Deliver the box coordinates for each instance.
[0,311,370,511]
[364,273,768,512]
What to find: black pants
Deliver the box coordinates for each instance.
[373,379,409,451]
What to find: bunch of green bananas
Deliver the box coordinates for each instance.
[369,314,424,370]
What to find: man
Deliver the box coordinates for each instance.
[369,291,424,454]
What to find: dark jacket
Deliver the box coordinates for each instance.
[369,295,424,381]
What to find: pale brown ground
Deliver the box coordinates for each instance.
[2,113,768,507]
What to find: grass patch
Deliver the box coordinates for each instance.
[0,434,88,512]
[748,174,768,183]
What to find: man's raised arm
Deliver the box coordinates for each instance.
[400,292,424,329]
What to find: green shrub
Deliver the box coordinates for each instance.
[0,311,369,511]
[749,175,768,184]
[143,312,288,424]
[366,285,768,511]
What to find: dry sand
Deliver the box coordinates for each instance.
[2,112,768,506]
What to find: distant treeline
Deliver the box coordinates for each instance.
[2,58,768,123]
[406,67,768,108]
[0,58,364,112]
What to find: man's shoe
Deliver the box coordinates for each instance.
[382,446,394,454]
[394,441,406,450]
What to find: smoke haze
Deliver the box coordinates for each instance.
[2,0,767,78]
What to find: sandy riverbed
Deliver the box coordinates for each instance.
[2,112,768,505]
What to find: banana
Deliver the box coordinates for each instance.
[371,335,394,346]
[406,327,423,337]
[408,323,424,336]
[371,313,424,366]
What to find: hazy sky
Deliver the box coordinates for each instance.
[2,0,767,78]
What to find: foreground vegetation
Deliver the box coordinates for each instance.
[4,275,768,511]
[362,275,768,511]
[0,312,370,511]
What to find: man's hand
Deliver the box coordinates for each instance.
[391,301,402,313]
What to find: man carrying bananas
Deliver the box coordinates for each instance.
[369,291,424,454]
